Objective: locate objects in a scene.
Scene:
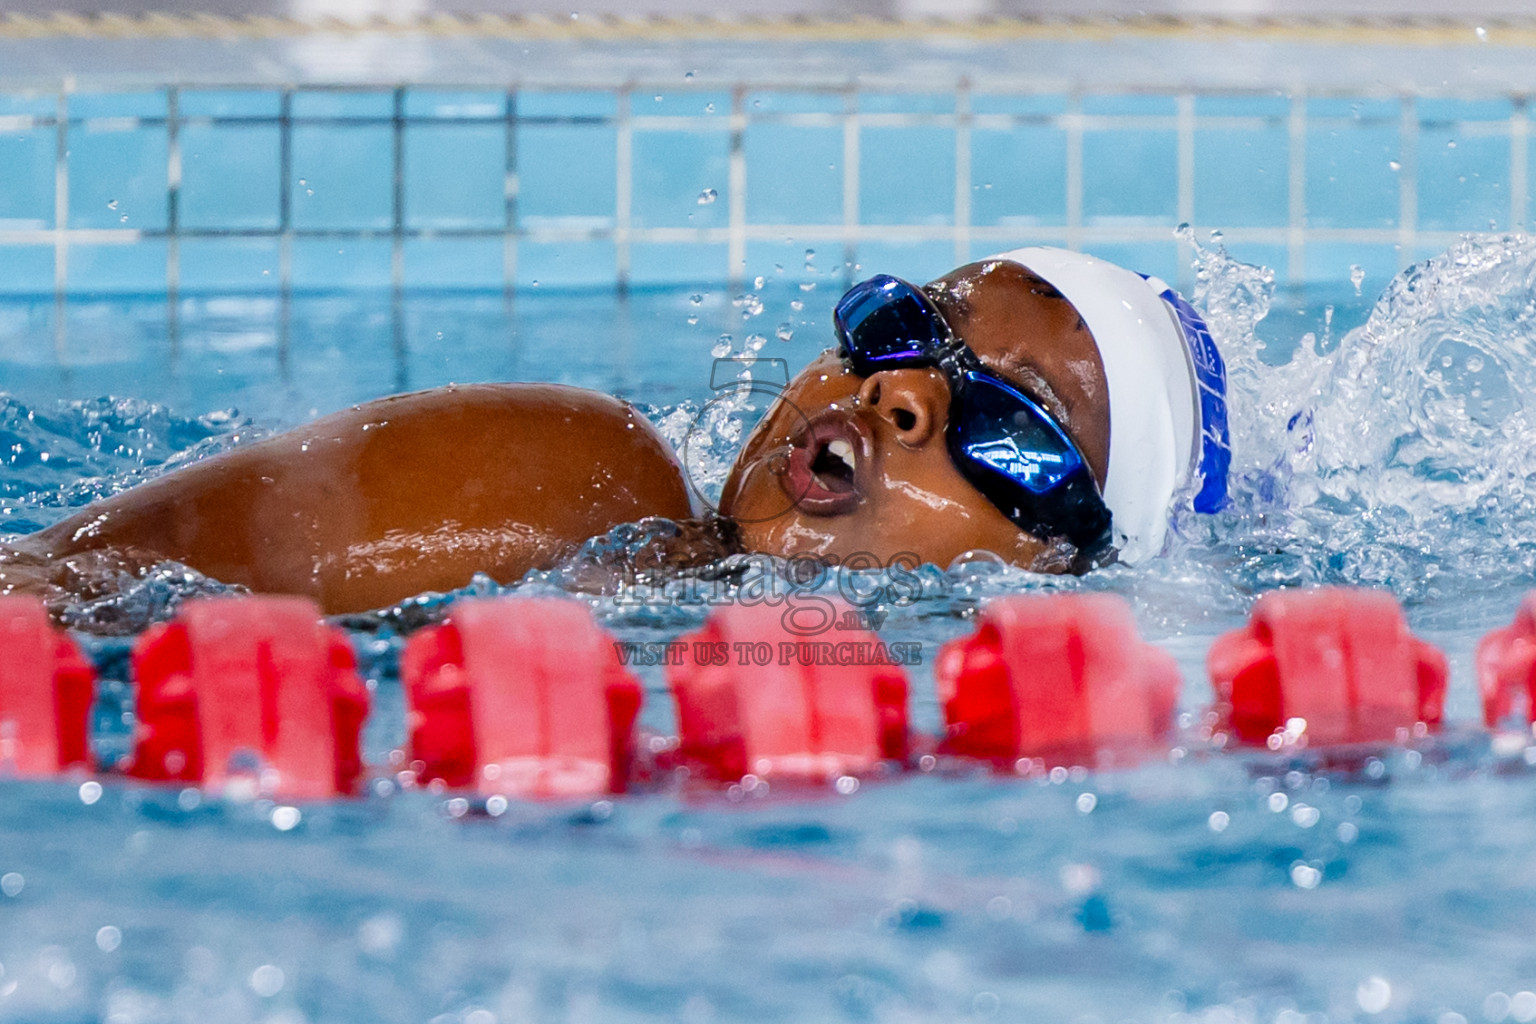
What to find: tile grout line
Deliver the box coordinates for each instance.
[1511,99,1528,232]
[1176,91,1196,293]
[1287,89,1309,287]
[390,85,406,391]
[954,77,972,268]
[52,84,68,361]
[278,87,294,381]
[614,86,633,294]
[727,84,747,291]
[1398,95,1418,269]
[1065,91,1082,251]
[503,86,519,294]
[166,84,180,364]
[841,84,859,286]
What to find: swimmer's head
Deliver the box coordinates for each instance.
[720,247,1228,570]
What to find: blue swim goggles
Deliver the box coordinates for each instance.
[834,274,1113,552]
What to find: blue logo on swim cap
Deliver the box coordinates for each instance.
[1150,283,1231,515]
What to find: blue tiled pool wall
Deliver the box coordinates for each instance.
[0,84,1529,297]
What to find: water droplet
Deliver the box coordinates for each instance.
[78,780,102,805]
[1356,975,1391,1014]
[107,199,117,210]
[689,293,704,305]
[1075,792,1097,814]
[705,102,715,113]
[1289,862,1321,889]
[746,333,767,352]
[684,70,695,79]
[834,775,859,795]
[1467,354,1486,373]
[119,214,129,222]
[775,322,794,342]
[96,925,122,952]
[1208,810,1230,832]
[798,282,815,292]
[711,336,733,358]
[1447,139,1457,149]
[1477,25,1489,40]
[1267,791,1289,812]
[1350,264,1366,295]
[250,964,285,997]
[686,315,699,326]
[753,275,765,290]
[697,188,718,205]
[790,299,804,311]
[270,806,301,831]
[1389,160,1402,171]
[1291,803,1321,828]
[0,872,22,897]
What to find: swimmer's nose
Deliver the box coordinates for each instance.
[855,369,947,449]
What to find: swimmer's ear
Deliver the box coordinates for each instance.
[855,370,949,448]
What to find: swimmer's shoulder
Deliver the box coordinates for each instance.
[330,382,653,435]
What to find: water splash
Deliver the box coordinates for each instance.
[0,396,257,534]
[1175,233,1536,602]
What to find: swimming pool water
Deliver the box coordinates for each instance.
[5,236,1536,1023]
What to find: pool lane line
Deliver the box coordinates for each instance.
[1,12,1535,48]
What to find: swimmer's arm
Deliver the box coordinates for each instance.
[18,383,694,614]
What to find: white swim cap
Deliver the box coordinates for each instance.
[985,247,1230,564]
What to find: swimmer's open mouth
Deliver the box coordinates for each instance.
[782,411,871,516]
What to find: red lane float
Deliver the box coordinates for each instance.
[935,593,1179,767]
[667,603,909,782]
[1477,593,1536,729]
[1208,587,1446,748]
[0,596,94,775]
[129,597,369,798]
[402,598,643,799]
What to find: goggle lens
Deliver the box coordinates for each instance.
[834,275,949,372]
[950,372,1083,496]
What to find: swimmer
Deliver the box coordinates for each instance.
[0,247,1229,617]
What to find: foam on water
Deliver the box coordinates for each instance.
[1171,232,1536,604]
[0,397,256,534]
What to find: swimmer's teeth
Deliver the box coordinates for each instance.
[827,439,856,474]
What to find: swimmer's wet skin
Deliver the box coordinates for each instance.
[3,384,693,614]
[0,247,1227,617]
